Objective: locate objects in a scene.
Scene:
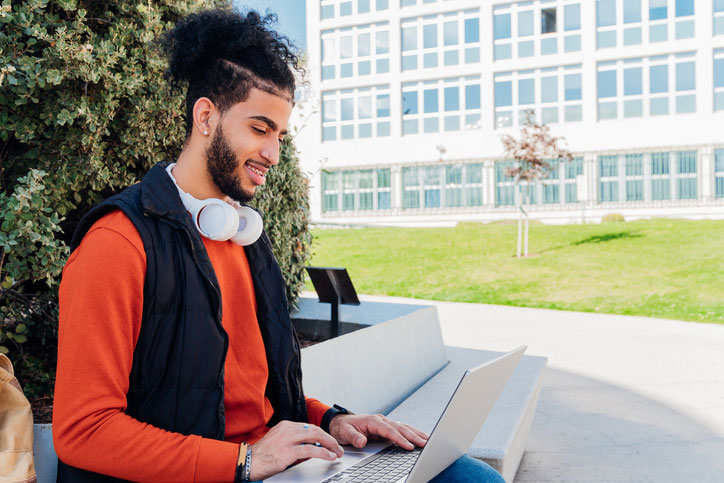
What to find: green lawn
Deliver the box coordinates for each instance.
[308,219,724,324]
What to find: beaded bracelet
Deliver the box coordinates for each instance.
[243,444,252,481]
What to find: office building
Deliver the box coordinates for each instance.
[295,0,724,224]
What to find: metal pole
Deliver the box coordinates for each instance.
[330,296,340,338]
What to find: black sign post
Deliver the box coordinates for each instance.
[305,267,360,337]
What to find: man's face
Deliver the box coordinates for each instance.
[206,88,292,202]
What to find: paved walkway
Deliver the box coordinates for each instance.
[353,294,724,483]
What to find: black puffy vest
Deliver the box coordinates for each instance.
[57,162,307,482]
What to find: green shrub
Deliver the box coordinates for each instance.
[602,213,626,223]
[0,0,311,401]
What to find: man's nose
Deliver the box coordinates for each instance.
[260,138,280,165]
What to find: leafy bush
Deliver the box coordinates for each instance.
[0,0,311,401]
[602,213,625,223]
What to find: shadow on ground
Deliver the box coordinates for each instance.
[540,231,644,254]
[515,368,724,482]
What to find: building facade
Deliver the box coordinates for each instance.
[296,0,724,225]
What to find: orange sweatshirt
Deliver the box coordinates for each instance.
[53,210,329,482]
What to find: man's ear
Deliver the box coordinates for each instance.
[192,97,218,138]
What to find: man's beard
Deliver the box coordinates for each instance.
[205,124,254,203]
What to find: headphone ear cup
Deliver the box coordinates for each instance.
[230,206,264,246]
[195,199,239,241]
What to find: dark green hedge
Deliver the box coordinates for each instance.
[0,1,312,401]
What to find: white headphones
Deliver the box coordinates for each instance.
[165,163,263,246]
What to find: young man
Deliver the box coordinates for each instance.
[53,9,504,482]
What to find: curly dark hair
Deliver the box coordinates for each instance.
[160,8,301,138]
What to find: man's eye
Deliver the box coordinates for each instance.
[252,127,265,134]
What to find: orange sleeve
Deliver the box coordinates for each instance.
[305,397,332,428]
[53,212,239,482]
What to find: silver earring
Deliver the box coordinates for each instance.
[203,130,209,136]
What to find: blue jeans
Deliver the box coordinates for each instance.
[430,455,506,483]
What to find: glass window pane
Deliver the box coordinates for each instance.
[465,84,481,110]
[376,30,389,54]
[358,33,371,56]
[358,96,372,119]
[541,8,557,33]
[597,70,617,98]
[401,0,415,6]
[423,24,438,49]
[424,88,438,113]
[323,126,336,141]
[675,0,694,17]
[402,90,418,115]
[676,62,695,91]
[340,2,352,16]
[322,38,335,62]
[323,99,336,122]
[377,121,390,136]
[624,67,642,96]
[341,98,354,120]
[494,13,511,40]
[564,4,580,31]
[403,119,418,134]
[676,94,695,113]
[519,40,535,57]
[359,0,370,13]
[598,101,617,119]
[541,37,557,54]
[402,26,417,51]
[623,27,642,45]
[495,81,513,107]
[597,0,616,27]
[444,87,459,111]
[624,99,643,117]
[321,4,335,19]
[565,73,582,100]
[518,10,534,37]
[623,0,641,23]
[715,59,724,88]
[519,78,535,105]
[377,0,389,9]
[377,94,390,117]
[495,44,512,60]
[341,125,354,139]
[424,117,439,133]
[465,18,479,43]
[597,30,617,48]
[443,50,459,66]
[340,36,353,58]
[564,34,582,52]
[650,65,668,93]
[541,76,558,103]
[650,0,667,20]
[650,97,668,115]
[565,104,583,121]
[652,153,669,174]
[716,0,724,12]
[444,21,458,46]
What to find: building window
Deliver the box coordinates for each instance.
[599,155,619,202]
[495,161,516,206]
[597,52,696,120]
[321,23,390,81]
[625,154,644,200]
[715,149,724,198]
[494,1,580,61]
[565,158,584,202]
[402,77,482,135]
[321,0,389,18]
[676,151,697,200]
[716,0,724,35]
[322,85,391,142]
[715,49,724,111]
[650,152,671,200]
[495,64,583,129]
[400,164,483,209]
[597,0,694,47]
[321,168,392,213]
[400,9,481,72]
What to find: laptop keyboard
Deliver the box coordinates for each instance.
[322,445,422,483]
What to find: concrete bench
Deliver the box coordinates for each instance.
[32,304,545,483]
[300,305,547,482]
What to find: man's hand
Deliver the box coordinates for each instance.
[328,413,429,451]
[249,421,344,481]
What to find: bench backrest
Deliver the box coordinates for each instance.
[301,306,448,415]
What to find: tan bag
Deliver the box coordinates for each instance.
[0,353,37,483]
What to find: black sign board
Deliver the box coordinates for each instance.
[305,267,360,337]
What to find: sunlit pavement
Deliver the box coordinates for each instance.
[355,294,724,483]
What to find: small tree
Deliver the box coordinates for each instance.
[501,112,573,257]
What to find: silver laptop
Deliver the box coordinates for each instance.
[268,346,527,483]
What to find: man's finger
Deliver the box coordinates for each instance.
[291,425,344,456]
[293,443,340,462]
[395,423,428,447]
[365,419,414,450]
